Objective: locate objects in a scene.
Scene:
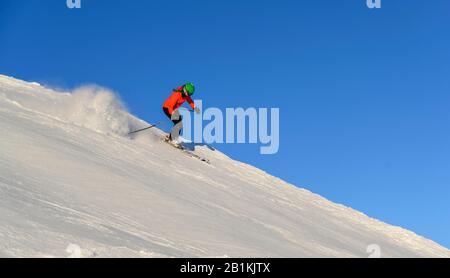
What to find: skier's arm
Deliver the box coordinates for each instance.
[186,96,195,110]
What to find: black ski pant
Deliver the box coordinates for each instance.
[163,107,182,140]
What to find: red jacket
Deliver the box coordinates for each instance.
[162,86,195,115]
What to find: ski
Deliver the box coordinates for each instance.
[163,137,211,164]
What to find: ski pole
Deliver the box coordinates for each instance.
[128,122,161,135]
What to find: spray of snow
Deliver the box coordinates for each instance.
[62,86,132,136]
[0,75,145,136]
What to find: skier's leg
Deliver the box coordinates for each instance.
[163,107,176,140]
[170,109,183,141]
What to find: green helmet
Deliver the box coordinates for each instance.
[183,83,195,96]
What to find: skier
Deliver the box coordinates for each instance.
[162,83,200,142]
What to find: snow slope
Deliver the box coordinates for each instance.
[0,75,449,258]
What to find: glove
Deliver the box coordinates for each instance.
[194,107,201,114]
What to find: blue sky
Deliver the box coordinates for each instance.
[1,0,449,249]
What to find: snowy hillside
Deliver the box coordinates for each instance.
[0,74,448,258]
